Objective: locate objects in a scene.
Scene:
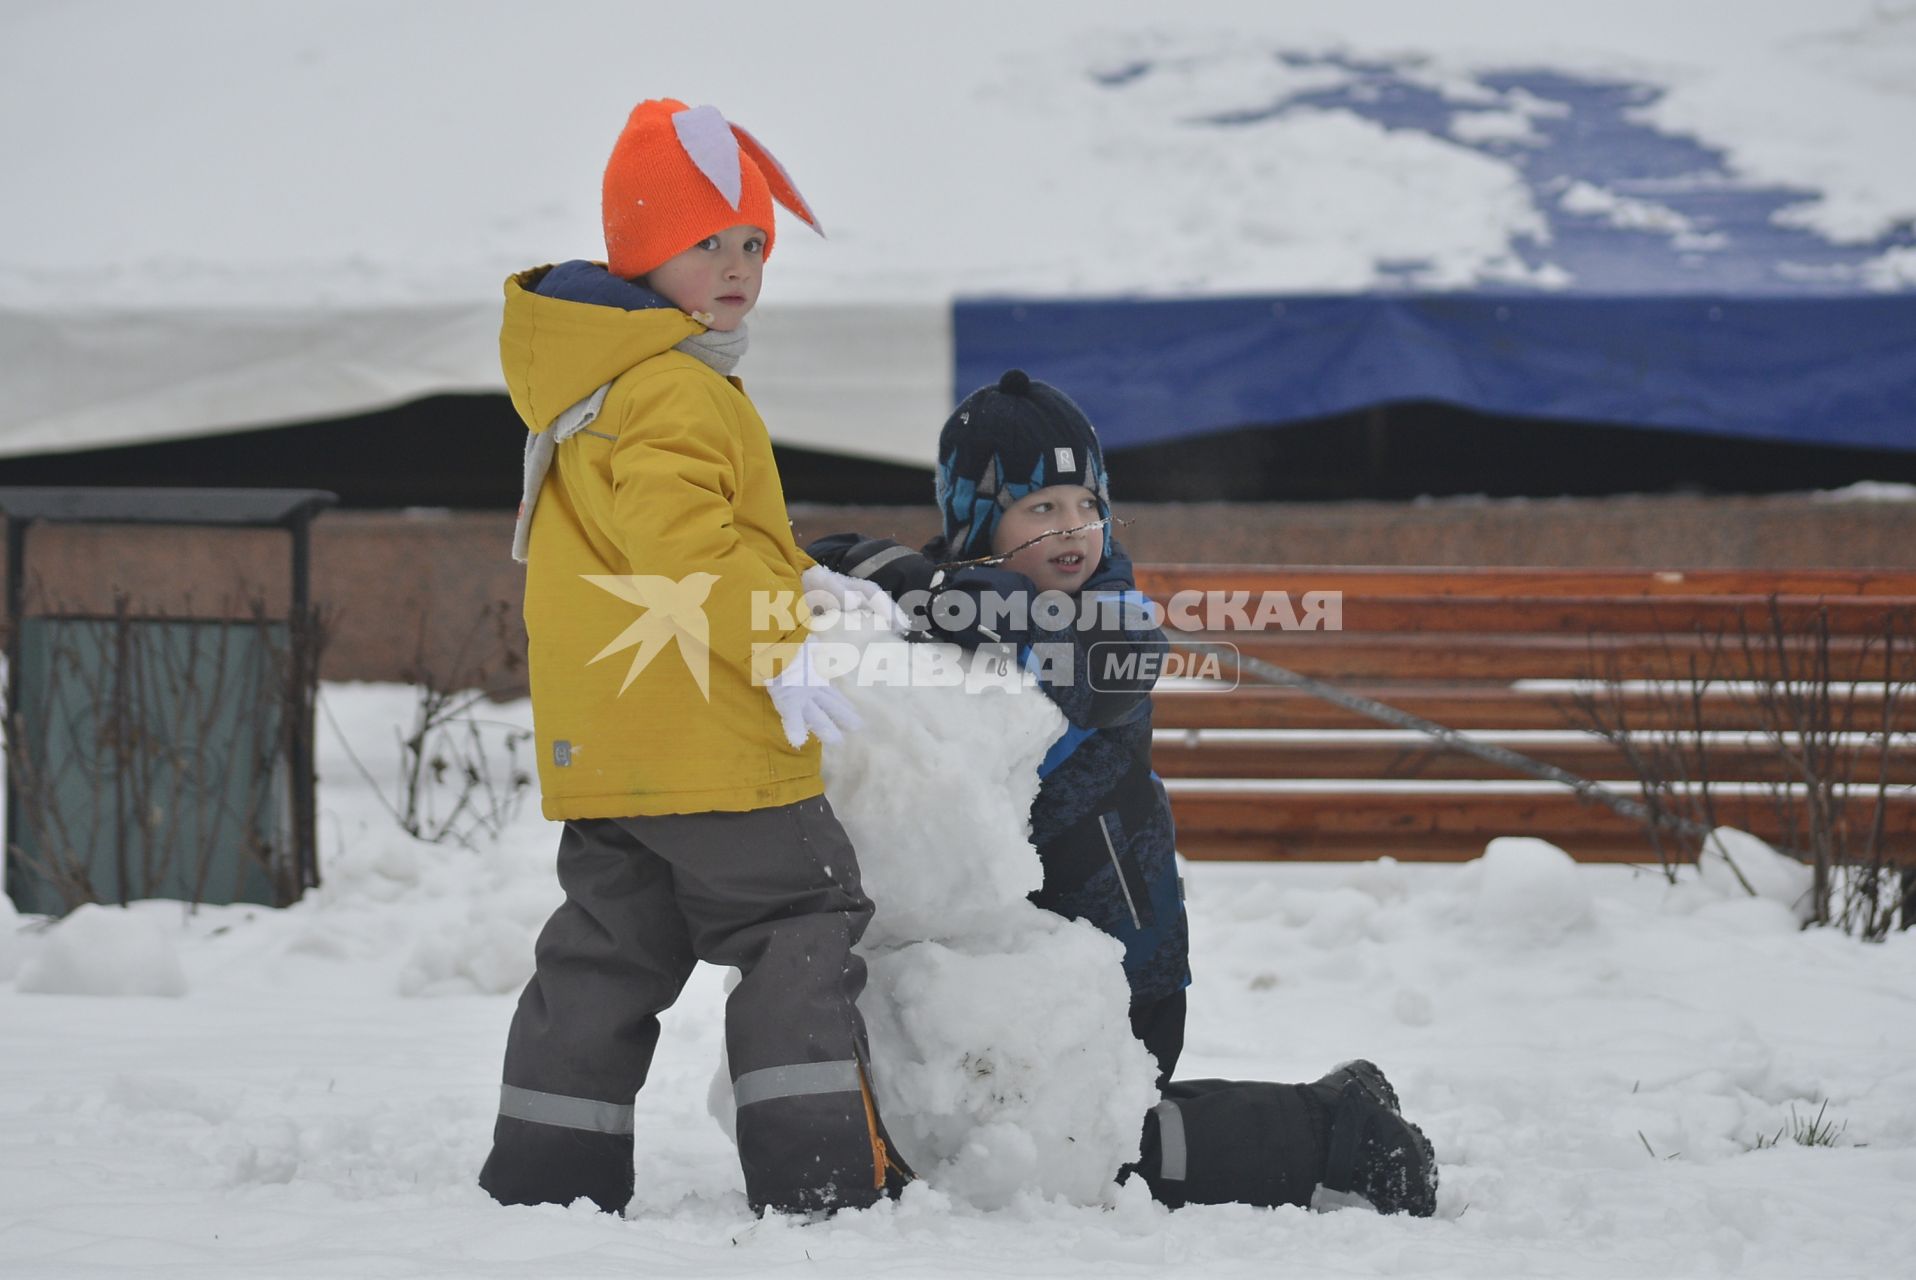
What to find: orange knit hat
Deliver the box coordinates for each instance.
[602,98,823,280]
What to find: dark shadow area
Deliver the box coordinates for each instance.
[0,395,530,510]
[1105,403,1916,502]
[0,393,933,510]
[0,392,1908,508]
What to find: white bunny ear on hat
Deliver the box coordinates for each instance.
[671,105,745,208]
[730,122,824,235]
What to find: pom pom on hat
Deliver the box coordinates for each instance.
[602,98,822,280]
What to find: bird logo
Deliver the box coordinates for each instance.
[580,572,719,698]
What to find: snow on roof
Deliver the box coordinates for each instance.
[0,0,1910,461]
[4,0,1911,307]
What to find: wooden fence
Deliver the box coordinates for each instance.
[1132,566,1916,864]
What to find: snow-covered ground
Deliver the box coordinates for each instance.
[5,679,1916,1277]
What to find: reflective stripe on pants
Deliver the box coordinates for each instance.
[497,1084,636,1135]
[1149,1098,1188,1181]
[733,1059,862,1110]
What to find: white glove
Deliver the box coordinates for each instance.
[766,633,863,748]
[801,564,913,633]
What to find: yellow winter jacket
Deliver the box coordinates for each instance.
[501,265,820,819]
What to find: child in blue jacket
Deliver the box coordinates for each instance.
[811,370,1439,1216]
[810,368,1191,1079]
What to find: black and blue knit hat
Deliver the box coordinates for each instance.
[935,369,1112,561]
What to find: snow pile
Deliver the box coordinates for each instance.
[1470,836,1596,944]
[1670,826,1818,934]
[386,830,557,999]
[14,902,188,997]
[715,610,1161,1208]
[1470,828,1814,942]
[1811,480,1916,503]
[306,683,558,997]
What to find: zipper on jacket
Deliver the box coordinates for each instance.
[1098,814,1144,929]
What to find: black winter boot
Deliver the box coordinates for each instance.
[1313,1074,1439,1217]
[1311,1059,1400,1114]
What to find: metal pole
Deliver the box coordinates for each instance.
[4,517,24,908]
[290,513,311,617]
[287,511,319,893]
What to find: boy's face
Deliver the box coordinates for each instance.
[989,484,1104,593]
[642,224,765,331]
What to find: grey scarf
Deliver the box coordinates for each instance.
[511,325,750,562]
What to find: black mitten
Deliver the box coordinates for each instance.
[807,534,941,599]
[806,533,1036,648]
[807,534,939,630]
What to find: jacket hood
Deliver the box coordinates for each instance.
[500,260,703,432]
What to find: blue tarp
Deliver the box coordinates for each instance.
[956,293,1916,452]
[955,58,1916,452]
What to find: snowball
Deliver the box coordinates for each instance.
[1471,837,1593,943]
[818,624,1059,945]
[15,903,188,997]
[861,920,1157,1209]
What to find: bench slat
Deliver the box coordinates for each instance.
[1171,632,1916,682]
[1150,735,1916,785]
[1176,831,1719,863]
[1149,685,1916,735]
[1174,595,1916,635]
[1136,565,1916,599]
[1152,686,1916,733]
[1168,788,1916,862]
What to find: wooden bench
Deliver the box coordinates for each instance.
[1132,566,1916,864]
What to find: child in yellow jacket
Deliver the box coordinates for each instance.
[479,98,909,1218]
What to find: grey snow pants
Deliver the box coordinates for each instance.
[478,795,891,1216]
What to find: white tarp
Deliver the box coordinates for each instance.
[0,301,950,466]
